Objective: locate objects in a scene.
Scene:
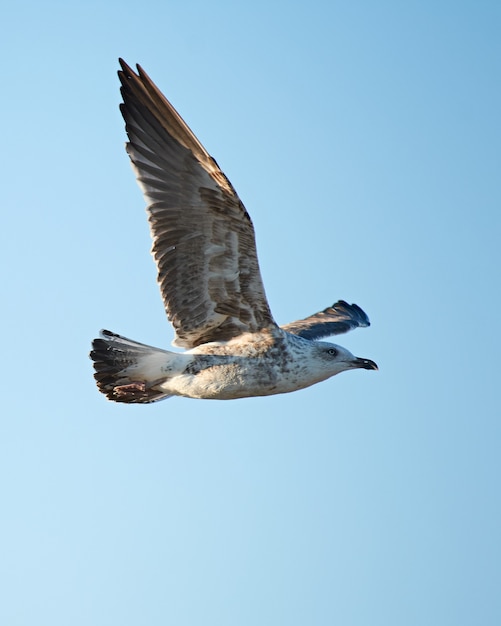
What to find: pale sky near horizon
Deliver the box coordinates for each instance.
[1,2,500,625]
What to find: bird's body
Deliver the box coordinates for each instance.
[93,327,376,403]
[90,60,377,403]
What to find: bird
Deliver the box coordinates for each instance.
[90,59,377,403]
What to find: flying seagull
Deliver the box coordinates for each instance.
[90,59,377,403]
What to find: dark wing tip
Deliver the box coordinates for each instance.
[117,58,134,84]
[330,300,370,327]
[281,300,372,340]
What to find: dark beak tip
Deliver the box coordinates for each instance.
[357,358,378,371]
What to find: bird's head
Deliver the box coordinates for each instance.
[314,341,378,377]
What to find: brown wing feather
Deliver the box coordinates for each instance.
[118,60,276,348]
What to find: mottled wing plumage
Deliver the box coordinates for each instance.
[281,300,371,340]
[118,59,276,348]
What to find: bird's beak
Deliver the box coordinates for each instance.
[352,357,378,371]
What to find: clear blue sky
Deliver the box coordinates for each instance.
[2,1,500,625]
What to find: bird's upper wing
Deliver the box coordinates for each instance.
[281,300,370,340]
[118,59,276,348]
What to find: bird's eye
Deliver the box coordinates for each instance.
[327,348,338,357]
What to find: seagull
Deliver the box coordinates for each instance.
[90,59,377,403]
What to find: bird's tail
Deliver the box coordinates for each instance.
[90,330,175,403]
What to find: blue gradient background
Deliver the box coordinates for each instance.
[2,2,500,624]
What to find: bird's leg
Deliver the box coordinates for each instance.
[114,382,146,396]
